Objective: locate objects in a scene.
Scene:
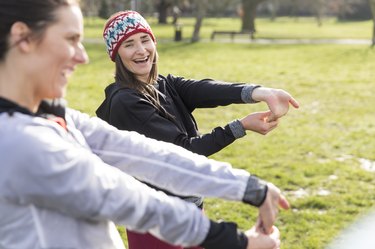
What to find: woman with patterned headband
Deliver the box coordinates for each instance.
[97,10,298,249]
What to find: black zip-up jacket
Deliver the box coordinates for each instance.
[96,74,258,157]
[95,75,269,248]
[96,74,260,207]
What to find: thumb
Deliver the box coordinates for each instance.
[289,98,300,109]
[267,112,278,123]
[258,110,272,118]
[278,194,290,210]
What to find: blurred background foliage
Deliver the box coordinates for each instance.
[81,0,375,43]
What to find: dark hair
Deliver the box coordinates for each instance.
[0,0,78,61]
[114,52,174,120]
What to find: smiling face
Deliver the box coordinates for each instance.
[117,32,156,83]
[30,4,88,101]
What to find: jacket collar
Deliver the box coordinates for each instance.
[0,97,33,116]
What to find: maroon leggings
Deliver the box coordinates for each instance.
[127,230,204,249]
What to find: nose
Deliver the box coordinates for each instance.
[135,42,146,54]
[74,42,89,64]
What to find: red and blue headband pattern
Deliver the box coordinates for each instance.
[103,11,155,61]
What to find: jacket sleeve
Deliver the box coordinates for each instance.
[5,116,210,247]
[70,108,252,202]
[107,90,236,156]
[166,74,252,111]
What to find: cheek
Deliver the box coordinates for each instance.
[118,47,132,60]
[149,46,157,63]
[118,50,133,67]
[148,43,156,54]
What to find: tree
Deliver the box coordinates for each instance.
[370,0,375,46]
[191,0,208,42]
[98,0,110,19]
[156,0,173,24]
[332,0,371,20]
[267,0,280,21]
[312,0,325,26]
[81,0,101,17]
[241,0,266,36]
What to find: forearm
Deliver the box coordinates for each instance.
[171,75,252,108]
[200,221,248,249]
[74,111,268,206]
[93,128,267,206]
[92,129,249,202]
[176,125,237,156]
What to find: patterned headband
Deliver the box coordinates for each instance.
[103,10,156,62]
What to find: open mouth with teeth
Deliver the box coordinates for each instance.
[134,56,149,64]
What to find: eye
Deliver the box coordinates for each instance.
[124,43,133,48]
[67,35,80,44]
[142,38,150,44]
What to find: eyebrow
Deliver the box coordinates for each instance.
[124,35,150,44]
[65,33,82,42]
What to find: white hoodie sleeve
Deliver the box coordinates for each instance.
[2,113,209,247]
[68,108,250,202]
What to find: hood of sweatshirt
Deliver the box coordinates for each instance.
[95,82,122,122]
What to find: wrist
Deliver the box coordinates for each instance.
[250,86,266,102]
[241,85,262,103]
[200,220,248,249]
[228,120,246,138]
[242,175,268,207]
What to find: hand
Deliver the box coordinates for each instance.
[251,87,299,122]
[245,225,281,249]
[239,111,278,135]
[257,183,290,234]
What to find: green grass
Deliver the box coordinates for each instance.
[69,17,375,248]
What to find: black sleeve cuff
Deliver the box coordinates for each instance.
[200,220,248,249]
[242,175,268,207]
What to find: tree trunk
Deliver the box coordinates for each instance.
[191,0,207,42]
[289,0,299,21]
[157,0,171,24]
[268,0,279,22]
[370,0,375,46]
[241,0,265,35]
[313,0,324,27]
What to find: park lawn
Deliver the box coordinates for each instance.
[68,41,375,249]
[84,16,374,41]
[70,17,375,248]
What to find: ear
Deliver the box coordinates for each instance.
[10,22,32,52]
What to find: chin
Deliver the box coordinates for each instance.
[50,88,66,100]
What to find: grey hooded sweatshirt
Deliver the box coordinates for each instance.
[0,100,266,249]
